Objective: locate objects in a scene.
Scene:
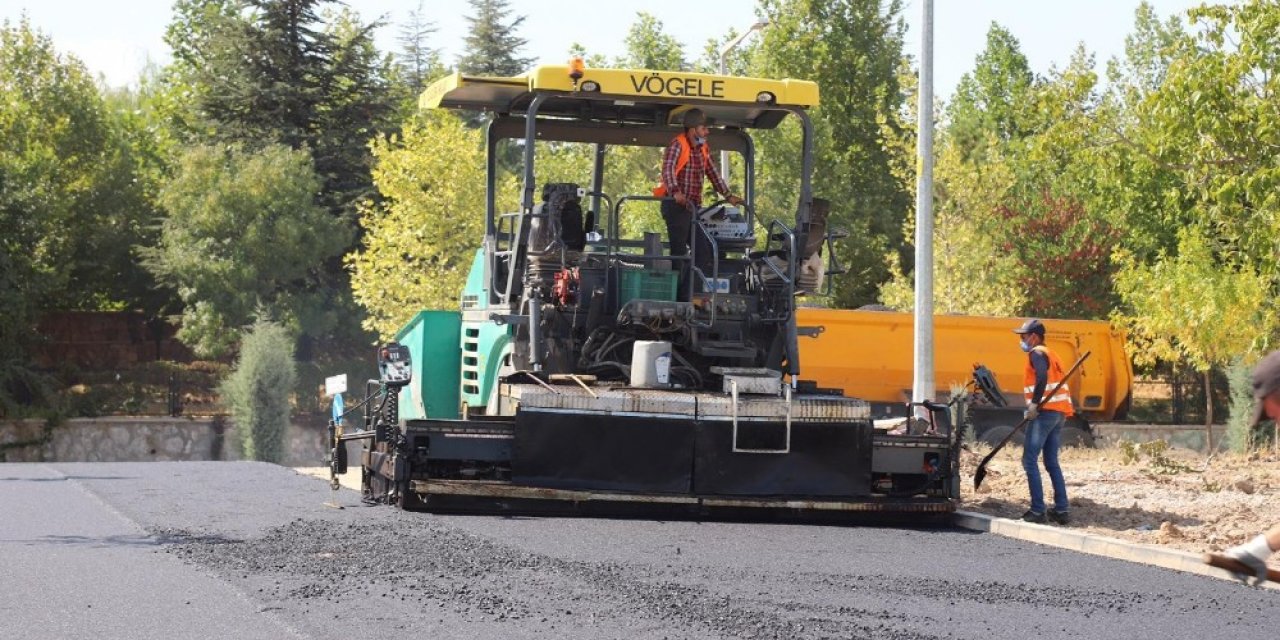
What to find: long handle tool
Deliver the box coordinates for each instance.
[1203,553,1280,583]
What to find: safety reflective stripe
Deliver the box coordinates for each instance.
[1023,384,1070,394]
[1024,345,1074,416]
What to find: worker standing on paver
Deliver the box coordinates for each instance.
[1013,319,1073,525]
[1220,349,1280,584]
[654,108,743,293]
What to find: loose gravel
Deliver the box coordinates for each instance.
[14,461,1280,640]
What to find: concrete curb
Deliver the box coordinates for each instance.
[954,510,1278,590]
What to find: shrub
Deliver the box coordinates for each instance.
[1225,357,1257,453]
[219,320,297,463]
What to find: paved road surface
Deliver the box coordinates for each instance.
[2,461,1277,639]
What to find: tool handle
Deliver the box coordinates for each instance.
[1203,553,1280,582]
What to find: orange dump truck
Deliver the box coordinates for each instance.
[795,309,1133,446]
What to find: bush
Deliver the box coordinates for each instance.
[219,320,297,463]
[1226,357,1257,453]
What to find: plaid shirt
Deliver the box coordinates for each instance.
[660,135,729,208]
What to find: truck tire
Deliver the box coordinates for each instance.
[980,425,1023,448]
[1060,425,1094,448]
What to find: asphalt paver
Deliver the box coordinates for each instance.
[3,461,1278,639]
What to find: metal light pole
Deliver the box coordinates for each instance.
[718,19,769,187]
[912,0,936,420]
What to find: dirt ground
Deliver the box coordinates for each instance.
[962,441,1280,570]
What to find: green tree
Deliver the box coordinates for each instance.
[158,0,395,354]
[755,0,912,307]
[220,319,296,463]
[1114,229,1274,433]
[164,0,395,216]
[397,1,444,95]
[946,23,1035,158]
[617,12,686,70]
[457,0,534,77]
[0,18,160,313]
[350,113,509,337]
[144,144,350,357]
[1102,0,1280,405]
[880,140,1026,315]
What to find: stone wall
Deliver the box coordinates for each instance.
[1092,423,1230,453]
[0,416,336,466]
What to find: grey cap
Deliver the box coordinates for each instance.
[681,108,707,129]
[1250,350,1280,425]
[1013,318,1046,337]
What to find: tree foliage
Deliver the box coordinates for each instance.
[1103,0,1280,389]
[145,144,350,357]
[755,0,912,307]
[880,139,1026,315]
[164,0,395,215]
[397,0,444,95]
[220,319,296,463]
[618,12,687,70]
[0,18,160,314]
[457,0,534,77]
[350,113,506,338]
[1113,230,1274,424]
[946,23,1035,158]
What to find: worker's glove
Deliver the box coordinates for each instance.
[726,194,744,207]
[1023,404,1039,420]
[1225,535,1273,586]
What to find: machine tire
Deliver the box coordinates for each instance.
[1060,425,1095,448]
[979,424,1023,448]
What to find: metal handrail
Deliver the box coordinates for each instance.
[730,380,793,454]
[688,219,720,329]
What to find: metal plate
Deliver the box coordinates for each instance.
[512,409,695,493]
[694,420,873,496]
[507,384,697,416]
[698,394,870,421]
[506,383,870,421]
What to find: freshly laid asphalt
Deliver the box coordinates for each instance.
[3,461,1278,640]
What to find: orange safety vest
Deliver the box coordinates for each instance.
[1024,344,1074,416]
[652,133,712,197]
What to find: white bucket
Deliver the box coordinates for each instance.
[630,340,672,388]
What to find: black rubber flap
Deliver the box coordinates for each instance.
[513,410,695,493]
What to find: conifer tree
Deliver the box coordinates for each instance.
[457,0,535,76]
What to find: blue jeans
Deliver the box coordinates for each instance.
[1022,410,1069,514]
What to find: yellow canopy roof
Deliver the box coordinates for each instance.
[420,64,819,129]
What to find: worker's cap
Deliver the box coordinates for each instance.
[1013,318,1046,337]
[681,108,708,128]
[1250,350,1280,425]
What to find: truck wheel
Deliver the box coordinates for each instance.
[1060,425,1094,448]
[980,425,1023,447]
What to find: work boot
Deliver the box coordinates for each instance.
[1021,510,1047,524]
[1048,508,1070,526]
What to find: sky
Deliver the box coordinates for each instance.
[1,0,1214,100]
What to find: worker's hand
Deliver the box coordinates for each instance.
[672,191,687,206]
[726,194,744,207]
[1225,537,1273,586]
[1023,404,1039,420]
